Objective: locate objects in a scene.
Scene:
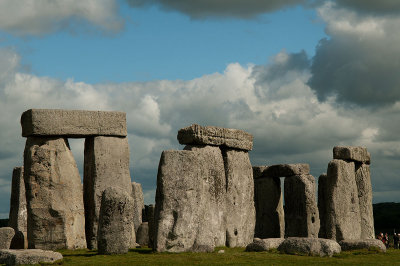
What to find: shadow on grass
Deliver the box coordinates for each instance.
[129,248,154,254]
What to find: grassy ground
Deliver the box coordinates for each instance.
[52,247,400,265]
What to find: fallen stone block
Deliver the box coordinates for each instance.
[263,164,310,179]
[277,237,341,257]
[333,146,370,164]
[339,239,386,252]
[0,249,63,265]
[21,109,127,137]
[0,227,15,249]
[245,238,284,252]
[177,124,253,151]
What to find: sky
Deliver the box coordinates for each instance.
[0,0,400,219]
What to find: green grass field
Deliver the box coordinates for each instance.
[53,247,400,265]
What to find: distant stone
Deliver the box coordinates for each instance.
[0,227,15,249]
[132,182,144,234]
[8,166,28,249]
[84,136,132,249]
[24,137,86,250]
[339,239,386,252]
[252,166,269,179]
[245,238,284,252]
[21,109,127,137]
[253,167,284,238]
[333,146,370,164]
[224,148,255,247]
[325,160,361,241]
[284,174,320,238]
[177,124,253,151]
[147,204,155,249]
[136,222,149,247]
[97,187,134,255]
[317,174,328,239]
[0,249,63,266]
[278,237,341,257]
[355,164,375,239]
[263,164,310,179]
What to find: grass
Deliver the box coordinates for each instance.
[47,247,400,265]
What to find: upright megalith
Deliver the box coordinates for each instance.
[23,137,86,250]
[253,166,284,238]
[317,174,328,238]
[147,204,155,249]
[84,136,132,249]
[284,174,320,238]
[132,182,144,234]
[97,187,134,255]
[8,167,28,249]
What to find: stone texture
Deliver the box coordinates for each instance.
[339,239,386,252]
[21,109,127,137]
[325,159,361,241]
[83,136,132,250]
[0,249,63,266]
[263,164,310,179]
[154,146,226,252]
[253,167,284,238]
[245,238,284,252]
[132,182,144,234]
[278,237,341,257]
[177,124,253,151]
[8,167,28,249]
[355,164,375,239]
[97,187,134,255]
[284,174,320,238]
[23,137,86,250]
[0,227,15,249]
[252,166,269,179]
[147,204,155,249]
[136,222,149,247]
[333,146,370,164]
[224,148,255,247]
[317,174,328,239]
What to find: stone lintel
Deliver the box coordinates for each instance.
[333,146,370,164]
[262,164,310,178]
[21,109,127,137]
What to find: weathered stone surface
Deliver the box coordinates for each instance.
[355,164,375,239]
[253,167,284,238]
[147,204,155,249]
[132,182,144,234]
[278,237,341,257]
[252,166,268,179]
[97,187,134,255]
[154,146,226,252]
[8,167,28,249]
[245,238,284,252]
[263,164,310,179]
[339,239,386,252]
[0,249,63,265]
[0,227,15,249]
[177,124,253,151]
[224,148,255,247]
[325,159,361,241]
[333,146,370,164]
[21,109,127,137]
[284,174,320,238]
[317,174,328,239]
[24,137,86,250]
[83,136,132,250]
[136,222,149,247]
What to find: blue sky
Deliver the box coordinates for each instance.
[1,0,400,218]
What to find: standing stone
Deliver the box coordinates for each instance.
[318,174,328,238]
[148,204,155,249]
[253,166,284,238]
[223,148,255,247]
[8,167,28,249]
[325,159,361,241]
[83,136,132,249]
[132,182,144,234]
[136,222,149,247]
[284,174,320,238]
[23,137,86,250]
[0,227,15,249]
[355,163,375,239]
[97,187,134,254]
[154,146,226,252]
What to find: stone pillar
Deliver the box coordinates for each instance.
[284,174,320,238]
[253,166,284,238]
[148,204,155,249]
[83,136,132,250]
[355,163,374,239]
[8,167,28,249]
[23,137,86,250]
[132,182,144,233]
[317,173,328,238]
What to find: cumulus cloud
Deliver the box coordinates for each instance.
[0,0,123,36]
[334,0,400,15]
